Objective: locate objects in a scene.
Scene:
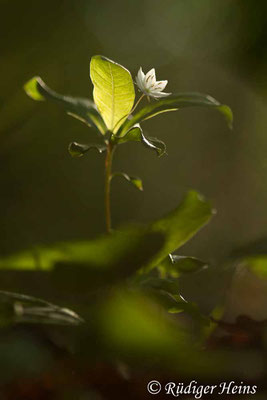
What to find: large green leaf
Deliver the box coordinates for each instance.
[0,229,165,280]
[90,56,135,133]
[145,190,215,270]
[118,92,233,136]
[0,191,212,278]
[24,76,107,134]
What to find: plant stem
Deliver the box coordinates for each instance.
[104,141,115,233]
[104,94,146,232]
[130,93,145,114]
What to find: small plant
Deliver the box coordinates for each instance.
[0,56,234,337]
[1,57,252,395]
[24,55,232,233]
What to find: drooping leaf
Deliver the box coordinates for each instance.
[170,255,207,273]
[118,92,233,136]
[0,290,83,326]
[168,298,209,325]
[111,172,143,191]
[138,277,180,295]
[144,191,215,271]
[115,124,166,157]
[160,254,207,277]
[68,142,106,158]
[24,76,107,134]
[135,270,208,324]
[90,56,135,133]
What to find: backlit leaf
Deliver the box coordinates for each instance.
[90,56,135,133]
[118,92,233,136]
[145,191,215,271]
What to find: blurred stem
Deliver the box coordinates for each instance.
[105,141,115,233]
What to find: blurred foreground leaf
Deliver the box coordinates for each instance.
[101,289,186,353]
[229,237,267,279]
[243,256,267,279]
[144,190,215,271]
[0,229,165,280]
[0,191,213,281]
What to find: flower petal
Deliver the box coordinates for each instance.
[145,68,156,88]
[154,80,168,91]
[137,67,145,82]
[136,68,146,92]
[149,91,171,98]
[146,68,156,81]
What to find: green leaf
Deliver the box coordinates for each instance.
[68,142,106,158]
[24,76,107,134]
[160,254,207,277]
[115,124,166,157]
[118,92,233,136]
[137,283,183,312]
[100,289,186,353]
[90,56,135,133]
[138,277,180,295]
[111,172,143,191]
[243,256,267,279]
[24,76,45,101]
[0,229,165,283]
[171,255,207,274]
[168,299,209,325]
[0,192,212,281]
[0,290,83,326]
[144,191,215,271]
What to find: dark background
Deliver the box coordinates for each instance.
[1,0,267,264]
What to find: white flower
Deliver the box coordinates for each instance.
[135,67,171,98]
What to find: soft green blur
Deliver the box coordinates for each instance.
[1,0,267,264]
